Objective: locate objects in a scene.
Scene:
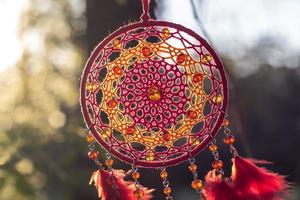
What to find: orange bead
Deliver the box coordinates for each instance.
[113,66,123,75]
[133,189,144,198]
[222,119,230,126]
[188,163,198,172]
[160,170,168,179]
[209,144,218,152]
[86,134,95,143]
[191,179,203,190]
[163,187,172,195]
[132,171,141,180]
[88,150,99,160]
[187,110,197,119]
[141,46,151,57]
[105,159,113,167]
[176,53,186,64]
[162,130,171,142]
[212,160,224,170]
[107,99,118,108]
[201,54,212,64]
[161,28,170,38]
[126,126,135,135]
[193,73,203,83]
[224,135,235,145]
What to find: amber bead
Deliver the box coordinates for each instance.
[212,160,224,170]
[132,171,141,180]
[162,130,171,142]
[148,86,161,101]
[201,54,212,64]
[146,152,155,161]
[209,144,218,152]
[142,46,151,57]
[102,131,110,139]
[187,110,197,119]
[213,95,223,103]
[163,187,172,195]
[188,163,198,172]
[107,99,118,108]
[105,159,113,167]
[86,82,97,92]
[193,73,203,83]
[126,126,135,135]
[133,189,144,198]
[224,135,235,145]
[176,53,186,64]
[113,39,122,49]
[192,138,201,146]
[191,179,203,190]
[86,134,95,143]
[113,66,123,75]
[88,150,99,160]
[160,170,168,179]
[222,119,230,126]
[161,28,170,38]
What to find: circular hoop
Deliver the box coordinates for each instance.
[80,20,228,168]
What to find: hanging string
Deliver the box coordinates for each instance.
[141,0,150,21]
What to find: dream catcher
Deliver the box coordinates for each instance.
[80,0,288,199]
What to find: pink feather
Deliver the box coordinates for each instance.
[203,156,289,200]
[89,169,154,200]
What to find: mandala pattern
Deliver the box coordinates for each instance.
[80,21,228,168]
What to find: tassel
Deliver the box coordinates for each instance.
[90,169,154,200]
[203,157,289,200]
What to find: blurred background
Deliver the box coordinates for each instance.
[0,0,299,199]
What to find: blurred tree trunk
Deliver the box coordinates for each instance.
[86,0,141,52]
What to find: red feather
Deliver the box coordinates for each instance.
[203,156,289,200]
[203,170,239,200]
[232,156,288,200]
[89,169,154,200]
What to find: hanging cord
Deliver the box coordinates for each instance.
[141,0,151,21]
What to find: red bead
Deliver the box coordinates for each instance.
[162,130,171,141]
[176,53,186,64]
[187,110,197,119]
[193,73,203,83]
[126,126,135,135]
[113,66,123,75]
[141,46,151,57]
[107,99,118,108]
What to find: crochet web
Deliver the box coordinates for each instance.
[80,21,228,168]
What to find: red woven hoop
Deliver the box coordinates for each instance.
[80,19,228,168]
